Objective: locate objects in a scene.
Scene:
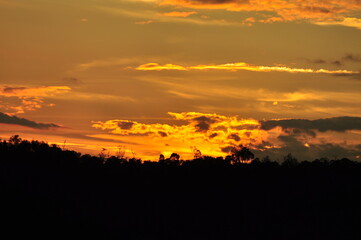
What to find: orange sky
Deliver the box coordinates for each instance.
[0,0,361,160]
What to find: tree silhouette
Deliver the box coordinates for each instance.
[231,145,254,164]
[191,146,202,159]
[1,135,361,240]
[282,153,298,167]
[170,153,180,161]
[9,135,22,145]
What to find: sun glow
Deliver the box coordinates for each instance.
[92,112,268,159]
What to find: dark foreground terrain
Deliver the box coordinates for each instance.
[1,137,361,239]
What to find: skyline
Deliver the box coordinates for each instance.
[1,0,361,160]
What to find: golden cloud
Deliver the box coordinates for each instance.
[315,17,361,29]
[135,62,358,75]
[92,112,268,157]
[0,86,71,115]
[92,112,361,160]
[136,63,188,71]
[159,0,361,23]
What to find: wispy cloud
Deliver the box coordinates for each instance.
[70,58,138,72]
[167,90,204,99]
[0,86,71,115]
[135,62,359,75]
[161,11,197,17]
[136,63,188,71]
[96,5,236,26]
[315,17,361,29]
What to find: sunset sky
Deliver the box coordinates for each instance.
[1,0,361,160]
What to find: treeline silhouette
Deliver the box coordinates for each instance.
[1,135,361,239]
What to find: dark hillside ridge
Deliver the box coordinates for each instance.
[1,136,361,239]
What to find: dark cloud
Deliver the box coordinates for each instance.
[309,59,326,64]
[228,134,240,141]
[342,54,361,63]
[195,121,211,132]
[193,116,216,132]
[278,135,304,145]
[194,116,216,122]
[158,131,167,137]
[2,87,27,93]
[308,54,361,68]
[331,60,342,66]
[333,71,361,79]
[252,142,360,162]
[243,131,252,138]
[315,143,360,159]
[288,128,317,138]
[221,146,234,154]
[223,135,309,160]
[254,119,361,161]
[0,112,61,130]
[308,58,343,67]
[209,133,218,138]
[302,6,331,13]
[214,126,227,131]
[118,121,134,130]
[261,116,361,132]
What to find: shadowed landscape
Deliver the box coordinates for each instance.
[1,135,361,239]
[2,1,361,239]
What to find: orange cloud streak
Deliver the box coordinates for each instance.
[161,11,197,17]
[1,86,71,97]
[135,62,358,75]
[136,63,188,71]
[159,0,361,23]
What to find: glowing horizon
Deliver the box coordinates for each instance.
[0,0,360,161]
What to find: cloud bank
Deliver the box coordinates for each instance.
[92,112,361,160]
[261,116,361,132]
[159,0,361,27]
[0,112,61,130]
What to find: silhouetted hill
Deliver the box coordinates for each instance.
[1,136,361,239]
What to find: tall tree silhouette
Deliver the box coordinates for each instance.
[231,145,254,164]
[282,153,298,167]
